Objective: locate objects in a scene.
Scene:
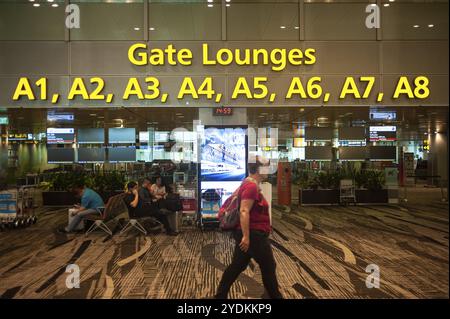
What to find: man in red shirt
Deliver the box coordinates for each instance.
[215,159,283,299]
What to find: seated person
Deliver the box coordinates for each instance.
[58,183,104,234]
[124,181,178,236]
[139,177,153,205]
[150,175,167,201]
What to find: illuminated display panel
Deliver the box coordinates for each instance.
[199,126,247,221]
[369,126,397,141]
[47,128,75,144]
[108,128,136,144]
[78,128,105,144]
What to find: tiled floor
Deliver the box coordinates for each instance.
[0,199,448,299]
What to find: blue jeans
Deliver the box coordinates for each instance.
[66,208,100,232]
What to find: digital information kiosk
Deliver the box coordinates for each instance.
[198,126,247,228]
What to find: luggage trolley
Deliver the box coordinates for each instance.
[0,187,37,231]
[16,185,38,226]
[179,188,197,227]
[340,179,356,205]
[198,188,223,230]
[0,190,19,230]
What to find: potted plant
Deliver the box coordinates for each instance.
[299,170,340,205]
[41,171,84,206]
[355,170,388,204]
[94,172,126,201]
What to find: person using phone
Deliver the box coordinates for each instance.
[124,181,177,236]
[58,183,104,234]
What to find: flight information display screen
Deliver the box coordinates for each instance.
[47,113,74,122]
[78,128,105,144]
[108,147,136,162]
[47,128,75,144]
[108,128,136,144]
[369,110,396,121]
[369,126,397,141]
[77,147,105,163]
[47,148,74,163]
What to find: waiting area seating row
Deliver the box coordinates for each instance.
[80,193,181,237]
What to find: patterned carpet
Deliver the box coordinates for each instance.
[0,201,448,299]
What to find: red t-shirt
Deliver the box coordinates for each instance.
[236,180,271,234]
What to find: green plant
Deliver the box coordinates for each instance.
[48,171,87,191]
[354,170,367,189]
[95,172,126,192]
[38,181,51,191]
[45,171,126,192]
[365,170,385,191]
[314,170,341,189]
[297,170,310,189]
[308,176,319,190]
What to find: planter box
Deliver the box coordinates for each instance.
[299,189,339,205]
[355,189,388,204]
[42,191,77,206]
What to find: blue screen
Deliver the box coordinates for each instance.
[108,128,136,144]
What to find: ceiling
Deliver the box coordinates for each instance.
[1,105,447,141]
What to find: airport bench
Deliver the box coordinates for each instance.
[84,193,127,236]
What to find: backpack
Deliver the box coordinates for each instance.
[218,178,257,231]
[218,188,241,231]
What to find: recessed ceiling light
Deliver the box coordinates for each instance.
[89,114,96,116]
[428,24,434,28]
[207,0,213,2]
[207,4,213,7]
[413,25,420,28]
[52,3,58,7]
[389,0,395,2]
[29,0,35,2]
[33,3,40,7]
[134,27,140,31]
[294,26,300,29]
[280,26,286,29]
[226,0,231,2]
[149,27,155,31]
[226,4,230,6]
[384,4,390,7]
[47,0,54,3]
